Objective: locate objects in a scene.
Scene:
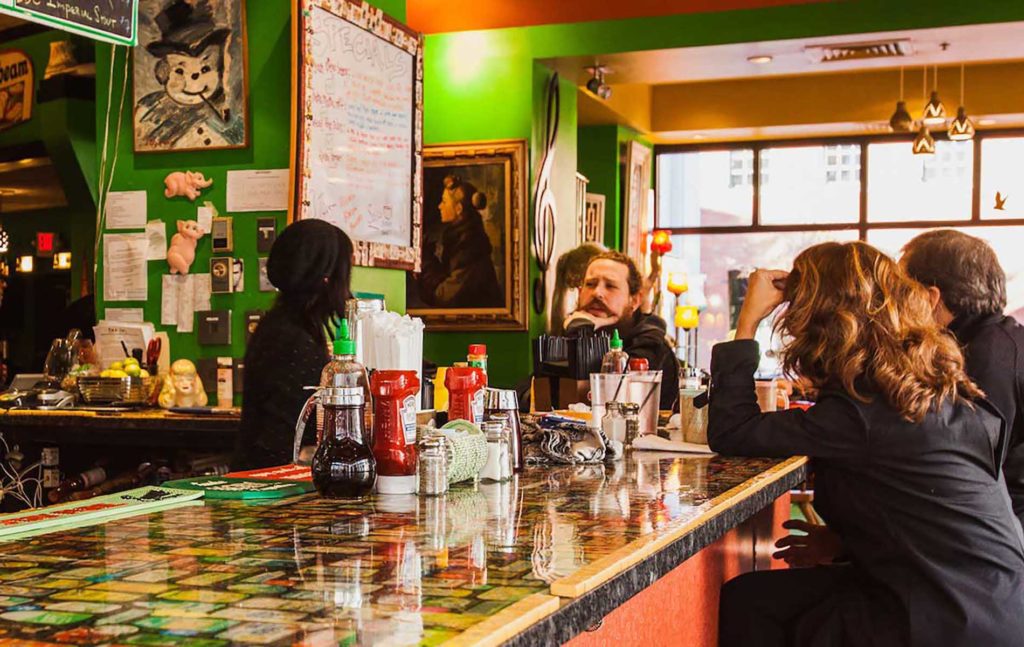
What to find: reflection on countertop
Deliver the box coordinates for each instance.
[0,453,805,645]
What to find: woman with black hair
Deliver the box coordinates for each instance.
[233,219,354,470]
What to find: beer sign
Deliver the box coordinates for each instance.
[0,49,32,133]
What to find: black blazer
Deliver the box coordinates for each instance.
[951,312,1024,526]
[709,340,1024,647]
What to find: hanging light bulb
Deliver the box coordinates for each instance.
[947,64,975,142]
[889,67,913,132]
[912,125,936,155]
[921,66,946,127]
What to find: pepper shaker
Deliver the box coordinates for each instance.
[418,436,448,496]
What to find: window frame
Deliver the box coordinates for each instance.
[654,128,1024,238]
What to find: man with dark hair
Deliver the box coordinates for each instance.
[901,229,1024,524]
[565,251,679,409]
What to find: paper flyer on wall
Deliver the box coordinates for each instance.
[161,274,211,332]
[105,191,147,229]
[145,220,167,260]
[103,233,148,301]
[226,169,289,212]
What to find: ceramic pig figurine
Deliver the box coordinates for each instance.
[164,171,213,201]
[158,359,208,409]
[166,220,205,275]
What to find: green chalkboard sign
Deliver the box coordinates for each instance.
[0,0,138,46]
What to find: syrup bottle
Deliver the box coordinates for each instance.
[310,386,377,499]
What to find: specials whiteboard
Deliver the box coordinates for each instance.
[292,0,423,271]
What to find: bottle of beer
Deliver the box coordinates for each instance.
[48,467,107,504]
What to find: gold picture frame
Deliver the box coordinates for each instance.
[407,140,529,331]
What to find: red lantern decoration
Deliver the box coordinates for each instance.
[650,230,672,255]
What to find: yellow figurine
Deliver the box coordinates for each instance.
[158,359,208,409]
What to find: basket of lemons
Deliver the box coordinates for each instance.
[78,358,161,405]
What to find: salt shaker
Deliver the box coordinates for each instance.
[601,401,627,444]
[418,436,448,496]
[479,420,512,482]
[484,388,524,472]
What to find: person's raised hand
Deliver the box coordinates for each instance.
[772,520,844,568]
[735,269,789,340]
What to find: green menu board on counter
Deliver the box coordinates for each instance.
[162,476,314,500]
[0,0,138,46]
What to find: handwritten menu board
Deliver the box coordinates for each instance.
[3,0,137,46]
[294,0,423,271]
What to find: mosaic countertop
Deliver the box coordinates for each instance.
[0,453,807,646]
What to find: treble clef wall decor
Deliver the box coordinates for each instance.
[532,72,559,314]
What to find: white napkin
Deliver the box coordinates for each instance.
[631,434,715,454]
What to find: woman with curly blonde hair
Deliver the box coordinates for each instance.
[712,241,1024,647]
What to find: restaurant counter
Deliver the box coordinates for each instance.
[0,408,241,449]
[0,452,807,646]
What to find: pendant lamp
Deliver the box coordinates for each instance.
[889,67,913,132]
[921,66,946,127]
[947,64,975,142]
[912,124,936,155]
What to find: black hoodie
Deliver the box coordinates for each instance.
[567,310,680,410]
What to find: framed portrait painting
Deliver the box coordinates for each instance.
[133,0,249,153]
[407,140,528,332]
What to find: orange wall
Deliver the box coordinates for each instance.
[408,0,829,34]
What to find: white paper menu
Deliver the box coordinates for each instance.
[226,169,289,212]
[105,191,147,229]
[103,233,148,301]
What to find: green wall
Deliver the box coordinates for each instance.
[421,0,1024,389]
[93,0,406,404]
[577,125,652,251]
[77,0,1024,397]
[421,27,579,388]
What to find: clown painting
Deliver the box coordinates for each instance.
[133,0,248,153]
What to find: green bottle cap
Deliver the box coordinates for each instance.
[610,329,623,350]
[334,319,356,356]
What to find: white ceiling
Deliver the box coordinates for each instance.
[545,21,1024,86]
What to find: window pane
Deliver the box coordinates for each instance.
[867,226,1024,323]
[759,145,860,224]
[660,230,859,372]
[981,137,1024,219]
[657,150,753,228]
[867,141,973,222]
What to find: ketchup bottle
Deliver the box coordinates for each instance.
[445,367,487,424]
[370,370,421,495]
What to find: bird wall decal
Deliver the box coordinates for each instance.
[995,192,1008,211]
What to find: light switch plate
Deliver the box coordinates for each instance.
[197,310,231,346]
[256,217,277,254]
[211,216,233,253]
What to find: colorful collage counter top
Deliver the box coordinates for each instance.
[0,453,807,646]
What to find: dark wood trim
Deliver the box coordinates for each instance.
[655,128,1024,235]
[654,127,1024,155]
[661,218,1024,236]
[751,147,761,227]
[859,141,868,241]
[972,135,983,222]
